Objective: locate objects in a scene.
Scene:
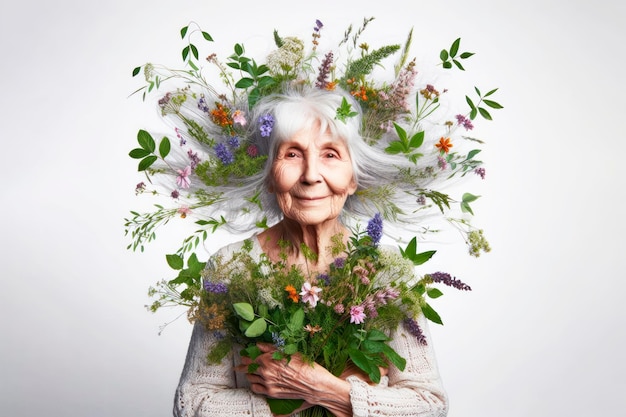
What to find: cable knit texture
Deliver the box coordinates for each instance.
[173,237,448,417]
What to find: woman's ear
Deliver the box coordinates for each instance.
[347,177,357,195]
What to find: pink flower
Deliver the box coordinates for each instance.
[232,110,247,126]
[349,305,366,324]
[176,166,191,189]
[300,282,322,307]
[177,206,191,218]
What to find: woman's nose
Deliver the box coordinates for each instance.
[301,156,322,184]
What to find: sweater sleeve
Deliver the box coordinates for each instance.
[173,321,274,417]
[347,314,448,417]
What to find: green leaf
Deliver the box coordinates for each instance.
[460,52,475,59]
[439,49,449,61]
[235,77,254,89]
[233,303,255,321]
[422,303,443,325]
[466,149,481,160]
[453,59,465,71]
[412,250,436,266]
[244,318,267,338]
[180,26,188,39]
[159,137,171,158]
[465,96,476,111]
[288,308,305,331]
[462,193,480,203]
[348,349,373,375]
[283,343,298,355]
[483,99,503,109]
[426,288,444,299]
[182,45,189,61]
[241,345,262,359]
[129,148,150,159]
[484,88,499,97]
[381,344,406,371]
[442,61,452,69]
[190,44,199,60]
[138,155,157,171]
[478,107,492,120]
[461,201,474,215]
[132,66,141,77]
[384,141,405,154]
[137,129,155,152]
[234,43,244,56]
[202,31,213,41]
[166,254,184,270]
[266,399,304,416]
[409,131,425,148]
[450,38,461,57]
[366,329,390,341]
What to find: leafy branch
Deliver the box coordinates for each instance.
[440,38,474,70]
[466,87,503,121]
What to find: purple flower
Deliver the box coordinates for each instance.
[204,281,228,294]
[428,272,472,291]
[315,52,334,89]
[366,213,383,245]
[214,143,234,165]
[187,149,201,169]
[455,114,474,130]
[272,332,285,348]
[333,257,346,268]
[403,318,428,345]
[314,19,323,31]
[437,156,447,170]
[317,273,331,286]
[474,167,486,179]
[228,136,241,149]
[349,305,366,324]
[170,190,180,199]
[135,182,146,195]
[198,96,210,113]
[258,114,274,137]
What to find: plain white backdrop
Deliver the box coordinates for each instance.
[1,0,625,416]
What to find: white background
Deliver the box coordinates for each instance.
[1,0,625,416]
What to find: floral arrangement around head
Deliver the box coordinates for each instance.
[129,18,502,416]
[126,17,501,258]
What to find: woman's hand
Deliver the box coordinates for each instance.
[236,343,353,417]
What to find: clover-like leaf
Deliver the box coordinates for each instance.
[233,302,255,321]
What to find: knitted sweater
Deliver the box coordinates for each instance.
[173,237,448,417]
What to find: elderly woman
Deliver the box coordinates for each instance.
[173,88,448,417]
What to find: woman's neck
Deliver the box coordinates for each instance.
[258,218,349,274]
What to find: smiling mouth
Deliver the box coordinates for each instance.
[296,196,328,201]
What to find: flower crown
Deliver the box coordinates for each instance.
[126,17,501,258]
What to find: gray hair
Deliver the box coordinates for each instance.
[207,85,438,236]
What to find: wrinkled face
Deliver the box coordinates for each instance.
[269,125,357,227]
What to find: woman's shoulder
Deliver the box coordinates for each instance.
[211,234,263,261]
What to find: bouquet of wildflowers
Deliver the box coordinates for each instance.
[149,214,472,416]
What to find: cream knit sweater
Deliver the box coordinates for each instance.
[173,237,448,417]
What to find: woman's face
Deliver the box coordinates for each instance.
[270,124,357,227]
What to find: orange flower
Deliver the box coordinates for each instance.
[435,137,453,154]
[285,285,299,303]
[304,324,322,334]
[210,103,233,128]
